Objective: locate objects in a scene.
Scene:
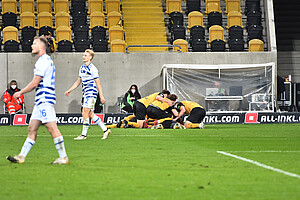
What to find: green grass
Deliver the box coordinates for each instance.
[0,124,300,200]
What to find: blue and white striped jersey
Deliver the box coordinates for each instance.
[34,54,56,105]
[79,63,99,99]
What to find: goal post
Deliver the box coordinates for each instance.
[161,62,276,112]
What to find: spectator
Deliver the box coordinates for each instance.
[121,84,141,113]
[43,31,57,53]
[3,80,24,114]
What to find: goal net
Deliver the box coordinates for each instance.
[161,62,276,112]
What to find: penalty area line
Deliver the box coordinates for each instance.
[217,151,300,179]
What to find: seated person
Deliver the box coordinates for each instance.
[3,80,24,115]
[121,84,141,113]
[208,81,228,111]
[174,101,206,129]
[42,31,57,53]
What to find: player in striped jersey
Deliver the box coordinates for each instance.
[7,36,69,164]
[174,101,206,129]
[65,49,111,140]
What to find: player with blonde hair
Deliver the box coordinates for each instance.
[65,49,111,140]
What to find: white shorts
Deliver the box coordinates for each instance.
[31,104,56,123]
[82,97,96,111]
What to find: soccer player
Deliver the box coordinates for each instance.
[6,36,69,164]
[131,90,173,128]
[174,101,206,129]
[65,49,111,140]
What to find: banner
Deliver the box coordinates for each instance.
[0,112,299,126]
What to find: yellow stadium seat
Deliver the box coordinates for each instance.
[88,0,103,14]
[205,0,221,15]
[166,0,181,14]
[109,26,124,42]
[188,11,203,29]
[110,39,126,52]
[105,0,120,14]
[227,11,243,29]
[37,0,52,13]
[19,0,35,13]
[248,39,264,52]
[173,39,188,52]
[37,12,53,28]
[225,0,241,14]
[209,25,224,43]
[1,0,17,14]
[55,12,70,28]
[3,26,19,43]
[90,11,105,29]
[56,26,72,42]
[20,12,36,29]
[107,11,122,29]
[54,0,69,14]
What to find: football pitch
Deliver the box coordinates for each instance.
[0,124,299,200]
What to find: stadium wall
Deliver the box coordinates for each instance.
[0,52,276,114]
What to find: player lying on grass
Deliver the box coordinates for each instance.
[173,101,206,129]
[130,90,173,128]
[7,36,69,164]
[65,49,111,140]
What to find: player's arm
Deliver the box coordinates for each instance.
[65,77,82,96]
[173,106,186,121]
[94,78,106,104]
[156,95,173,106]
[13,76,42,99]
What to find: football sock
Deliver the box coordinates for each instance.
[53,136,67,158]
[124,115,135,121]
[128,122,140,128]
[158,118,173,123]
[186,123,200,129]
[19,137,35,157]
[92,115,108,132]
[81,118,89,136]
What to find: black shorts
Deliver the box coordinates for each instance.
[186,107,206,123]
[146,105,172,119]
[133,101,147,120]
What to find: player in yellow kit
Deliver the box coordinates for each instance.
[132,90,172,128]
[174,101,206,129]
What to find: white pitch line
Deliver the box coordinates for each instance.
[228,151,300,153]
[217,151,300,179]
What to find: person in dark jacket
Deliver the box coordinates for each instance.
[121,84,141,113]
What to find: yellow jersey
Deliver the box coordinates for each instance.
[138,92,163,107]
[151,98,171,111]
[180,101,203,114]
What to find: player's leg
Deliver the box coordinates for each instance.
[89,111,111,139]
[44,121,69,164]
[74,102,91,140]
[6,106,42,163]
[133,101,147,128]
[185,108,206,129]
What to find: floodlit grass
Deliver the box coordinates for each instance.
[0,124,300,200]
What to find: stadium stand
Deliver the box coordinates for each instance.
[110,39,126,52]
[210,39,226,51]
[247,24,263,41]
[107,11,122,29]
[21,26,36,52]
[209,25,224,43]
[173,38,188,52]
[186,0,201,14]
[166,0,182,14]
[3,26,19,52]
[19,0,35,13]
[225,0,241,14]
[227,11,243,30]
[229,38,244,51]
[122,0,168,52]
[92,39,108,52]
[2,12,18,28]
[187,11,203,30]
[89,11,105,29]
[20,12,36,29]
[88,0,103,14]
[105,0,120,14]
[54,0,69,14]
[1,0,18,14]
[207,11,222,28]
[36,0,52,13]
[248,38,264,51]
[55,12,71,28]
[169,11,184,32]
[245,0,261,14]
[91,26,106,41]
[109,25,124,43]
[72,11,87,28]
[171,25,186,43]
[205,0,221,15]
[56,26,73,52]
[191,38,207,52]
[70,0,86,14]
